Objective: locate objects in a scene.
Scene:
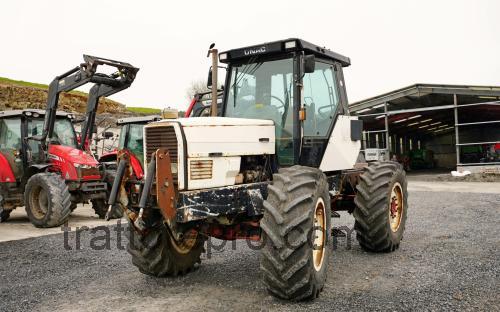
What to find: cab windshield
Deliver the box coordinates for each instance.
[225,57,294,165]
[28,118,77,148]
[120,123,146,166]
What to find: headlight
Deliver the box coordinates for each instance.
[74,163,92,169]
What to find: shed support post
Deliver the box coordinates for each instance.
[384,102,390,158]
[453,94,460,168]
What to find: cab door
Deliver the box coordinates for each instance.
[0,118,23,181]
[299,60,342,167]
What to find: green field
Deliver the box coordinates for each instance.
[126,107,162,114]
[0,76,87,96]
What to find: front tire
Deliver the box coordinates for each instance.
[24,173,71,228]
[91,169,123,219]
[127,222,205,277]
[91,199,122,219]
[353,161,408,252]
[260,166,331,301]
[0,209,11,222]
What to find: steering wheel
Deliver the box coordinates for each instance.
[318,105,334,118]
[262,93,286,110]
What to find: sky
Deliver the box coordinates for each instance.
[1,0,499,111]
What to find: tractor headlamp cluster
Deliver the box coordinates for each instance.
[24,111,40,118]
[219,53,228,61]
[74,163,93,169]
[74,163,100,179]
[284,40,296,49]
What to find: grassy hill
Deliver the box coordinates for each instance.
[126,107,161,114]
[0,76,161,116]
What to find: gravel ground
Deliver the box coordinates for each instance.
[0,191,499,312]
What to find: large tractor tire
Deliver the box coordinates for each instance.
[0,209,11,222]
[260,166,331,301]
[91,199,122,219]
[91,169,123,219]
[24,173,72,228]
[353,161,408,252]
[127,222,205,277]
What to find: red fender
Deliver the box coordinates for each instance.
[0,153,16,183]
[129,152,144,179]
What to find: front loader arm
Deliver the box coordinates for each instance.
[33,55,139,160]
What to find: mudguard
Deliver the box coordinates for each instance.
[0,153,16,183]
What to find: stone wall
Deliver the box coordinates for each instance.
[0,81,127,114]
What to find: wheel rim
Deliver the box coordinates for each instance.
[389,182,404,232]
[31,185,49,219]
[313,198,326,272]
[170,229,198,255]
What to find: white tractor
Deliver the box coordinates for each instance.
[109,38,408,301]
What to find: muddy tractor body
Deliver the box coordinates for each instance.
[0,56,138,227]
[111,39,408,301]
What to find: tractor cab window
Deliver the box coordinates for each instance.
[302,62,339,137]
[28,119,77,153]
[118,125,128,149]
[225,58,295,165]
[127,123,146,166]
[0,118,22,151]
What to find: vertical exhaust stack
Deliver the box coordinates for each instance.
[208,44,218,117]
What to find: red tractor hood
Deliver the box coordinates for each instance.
[49,145,99,166]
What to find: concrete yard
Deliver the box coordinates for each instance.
[0,181,499,311]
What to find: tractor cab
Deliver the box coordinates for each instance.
[0,109,78,182]
[116,115,161,169]
[218,38,353,167]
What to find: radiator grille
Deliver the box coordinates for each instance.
[190,160,213,180]
[144,125,178,183]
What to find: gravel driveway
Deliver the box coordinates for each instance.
[0,190,499,312]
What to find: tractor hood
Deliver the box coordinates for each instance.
[48,145,99,166]
[147,117,276,158]
[144,117,276,190]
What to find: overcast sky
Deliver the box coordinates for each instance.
[1,0,499,110]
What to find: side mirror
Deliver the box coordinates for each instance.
[303,55,315,73]
[103,131,114,139]
[207,68,213,89]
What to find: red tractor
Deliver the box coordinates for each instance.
[0,55,138,227]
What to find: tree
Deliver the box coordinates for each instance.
[185,79,221,100]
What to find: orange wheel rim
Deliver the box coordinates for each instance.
[389,182,404,232]
[313,198,326,271]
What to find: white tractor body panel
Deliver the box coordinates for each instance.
[180,117,275,157]
[144,117,276,191]
[319,115,361,171]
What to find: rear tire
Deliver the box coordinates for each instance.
[260,166,331,301]
[353,161,408,252]
[24,173,71,228]
[127,222,205,277]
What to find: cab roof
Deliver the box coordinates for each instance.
[219,38,351,67]
[0,109,74,118]
[117,115,161,125]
